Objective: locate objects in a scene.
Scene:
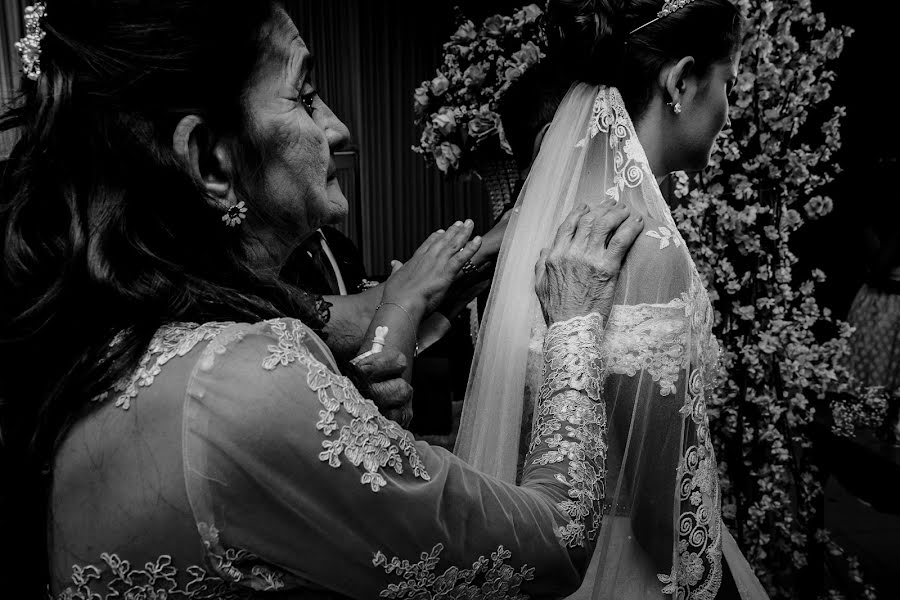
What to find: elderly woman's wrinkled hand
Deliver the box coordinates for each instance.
[382,219,482,317]
[535,200,643,325]
[351,347,414,427]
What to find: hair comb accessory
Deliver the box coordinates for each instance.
[15,2,48,81]
[629,0,696,36]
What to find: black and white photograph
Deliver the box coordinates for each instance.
[1,1,897,598]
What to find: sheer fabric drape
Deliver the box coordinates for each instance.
[456,84,769,599]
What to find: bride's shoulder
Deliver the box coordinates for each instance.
[628,216,689,261]
[614,215,693,294]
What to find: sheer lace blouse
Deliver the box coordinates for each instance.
[50,317,606,599]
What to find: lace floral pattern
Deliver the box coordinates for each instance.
[97,322,234,410]
[645,226,683,250]
[372,543,535,599]
[584,87,688,249]
[527,314,608,548]
[259,318,430,492]
[601,300,690,396]
[653,273,723,599]
[54,523,293,599]
[197,522,287,591]
[580,88,654,203]
[56,553,245,600]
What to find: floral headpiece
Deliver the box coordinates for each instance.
[629,0,696,35]
[15,2,48,81]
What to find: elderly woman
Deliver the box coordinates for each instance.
[0,1,643,598]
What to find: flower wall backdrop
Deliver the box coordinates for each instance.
[412,4,547,217]
[672,1,887,597]
[416,1,890,597]
[412,3,545,175]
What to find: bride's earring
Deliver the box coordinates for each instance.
[668,100,682,115]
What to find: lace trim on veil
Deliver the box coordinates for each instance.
[546,87,724,597]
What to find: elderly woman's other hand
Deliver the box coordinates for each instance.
[350,347,413,427]
[381,219,482,318]
[535,200,643,325]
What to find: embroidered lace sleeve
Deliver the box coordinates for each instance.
[180,318,609,598]
[521,313,607,554]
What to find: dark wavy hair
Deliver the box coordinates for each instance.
[0,0,334,592]
[547,0,743,119]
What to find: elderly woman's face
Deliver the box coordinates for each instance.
[244,9,350,253]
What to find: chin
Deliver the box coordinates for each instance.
[683,149,715,174]
[322,179,349,226]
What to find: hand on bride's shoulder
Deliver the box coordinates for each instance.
[535,199,643,325]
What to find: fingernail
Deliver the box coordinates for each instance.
[465,218,473,227]
[437,229,445,233]
[453,220,463,227]
[472,236,482,244]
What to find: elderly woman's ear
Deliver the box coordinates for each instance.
[173,115,238,212]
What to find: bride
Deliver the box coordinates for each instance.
[456,0,770,598]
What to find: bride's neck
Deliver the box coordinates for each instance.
[633,109,670,178]
[633,109,679,206]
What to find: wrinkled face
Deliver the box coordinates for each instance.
[243,8,350,259]
[676,49,740,172]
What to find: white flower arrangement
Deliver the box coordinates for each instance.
[673,1,886,596]
[412,4,547,175]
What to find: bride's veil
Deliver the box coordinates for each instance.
[455,83,598,482]
[455,83,769,599]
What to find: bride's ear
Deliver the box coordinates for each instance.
[662,56,696,108]
[172,115,238,211]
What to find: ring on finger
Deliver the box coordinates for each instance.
[461,260,477,274]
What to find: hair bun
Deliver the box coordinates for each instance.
[546,0,628,83]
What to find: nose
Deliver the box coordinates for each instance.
[318,101,351,153]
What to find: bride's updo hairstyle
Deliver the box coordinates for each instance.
[0,0,327,591]
[547,0,742,120]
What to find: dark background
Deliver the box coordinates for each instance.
[284,0,899,317]
[3,0,896,313]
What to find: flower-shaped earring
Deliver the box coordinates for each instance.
[222,201,247,227]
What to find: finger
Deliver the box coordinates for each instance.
[597,205,631,248]
[551,203,589,249]
[415,229,446,257]
[572,211,598,250]
[354,350,408,382]
[384,403,414,428]
[371,379,413,410]
[534,247,549,282]
[390,260,404,274]
[448,235,482,273]
[438,219,475,260]
[604,213,644,267]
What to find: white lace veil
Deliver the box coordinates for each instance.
[455,83,768,599]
